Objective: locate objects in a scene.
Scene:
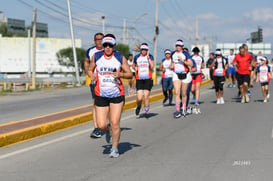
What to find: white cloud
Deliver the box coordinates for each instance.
[198,13,221,21]
[244,8,273,22]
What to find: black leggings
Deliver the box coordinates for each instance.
[213,76,225,92]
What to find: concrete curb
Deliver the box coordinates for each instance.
[0,80,211,147]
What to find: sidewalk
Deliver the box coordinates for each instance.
[0,80,210,147]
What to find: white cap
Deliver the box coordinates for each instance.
[175,40,184,47]
[140,44,149,50]
[102,36,116,45]
[258,56,266,61]
[215,50,222,55]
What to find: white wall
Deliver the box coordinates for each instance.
[0,37,81,73]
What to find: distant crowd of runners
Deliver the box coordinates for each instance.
[85,32,271,158]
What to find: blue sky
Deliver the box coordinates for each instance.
[1,0,273,57]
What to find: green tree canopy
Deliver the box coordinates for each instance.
[56,47,86,70]
[115,44,131,59]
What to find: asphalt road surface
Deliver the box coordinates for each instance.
[0,83,273,181]
[0,85,160,124]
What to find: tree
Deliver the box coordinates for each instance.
[0,23,13,37]
[116,44,131,59]
[56,47,86,70]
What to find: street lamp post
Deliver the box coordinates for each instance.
[67,0,80,86]
[101,16,105,34]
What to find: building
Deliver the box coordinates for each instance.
[216,43,271,57]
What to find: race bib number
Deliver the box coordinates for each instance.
[98,74,117,87]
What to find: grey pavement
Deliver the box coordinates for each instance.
[0,83,273,181]
[0,84,161,124]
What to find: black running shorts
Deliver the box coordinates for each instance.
[94,95,125,107]
[136,79,153,91]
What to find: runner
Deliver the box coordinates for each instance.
[191,47,204,113]
[206,52,215,89]
[233,46,254,103]
[256,56,271,102]
[243,44,255,88]
[127,53,135,95]
[87,34,132,158]
[159,49,173,105]
[209,50,227,104]
[133,43,154,118]
[227,49,236,88]
[171,39,193,118]
[84,32,104,138]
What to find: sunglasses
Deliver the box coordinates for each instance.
[103,43,114,48]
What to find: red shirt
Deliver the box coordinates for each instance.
[234,53,253,75]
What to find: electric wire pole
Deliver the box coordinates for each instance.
[153,0,159,84]
[67,0,80,86]
[31,8,37,89]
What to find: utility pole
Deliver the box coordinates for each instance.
[67,0,80,86]
[101,16,105,34]
[153,0,159,84]
[123,18,126,44]
[28,29,31,78]
[31,8,37,89]
[195,16,199,46]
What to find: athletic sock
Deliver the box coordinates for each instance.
[175,103,180,112]
[144,105,150,114]
[182,104,186,111]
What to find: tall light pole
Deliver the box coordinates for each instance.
[153,0,159,84]
[31,8,37,89]
[67,0,80,86]
[101,16,105,34]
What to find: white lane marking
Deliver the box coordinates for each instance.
[0,105,164,160]
[0,129,90,160]
[0,88,213,160]
[272,128,273,139]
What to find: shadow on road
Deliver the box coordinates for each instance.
[100,127,132,136]
[102,142,141,155]
[138,113,158,119]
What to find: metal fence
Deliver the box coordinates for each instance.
[0,76,86,91]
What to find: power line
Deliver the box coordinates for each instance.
[17,0,100,32]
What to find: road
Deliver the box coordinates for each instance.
[0,85,160,124]
[0,84,273,181]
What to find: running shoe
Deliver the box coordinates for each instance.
[90,128,102,138]
[163,97,168,104]
[182,109,187,117]
[227,84,232,88]
[192,106,197,114]
[245,94,250,103]
[216,99,221,104]
[187,107,192,115]
[109,147,119,158]
[233,84,236,88]
[264,98,268,103]
[197,107,201,114]
[250,85,254,88]
[135,106,141,116]
[173,111,182,119]
[247,89,252,97]
[220,97,225,104]
[267,91,270,99]
[105,123,112,144]
[241,96,245,103]
[130,89,134,95]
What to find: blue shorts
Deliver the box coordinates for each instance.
[227,67,236,76]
